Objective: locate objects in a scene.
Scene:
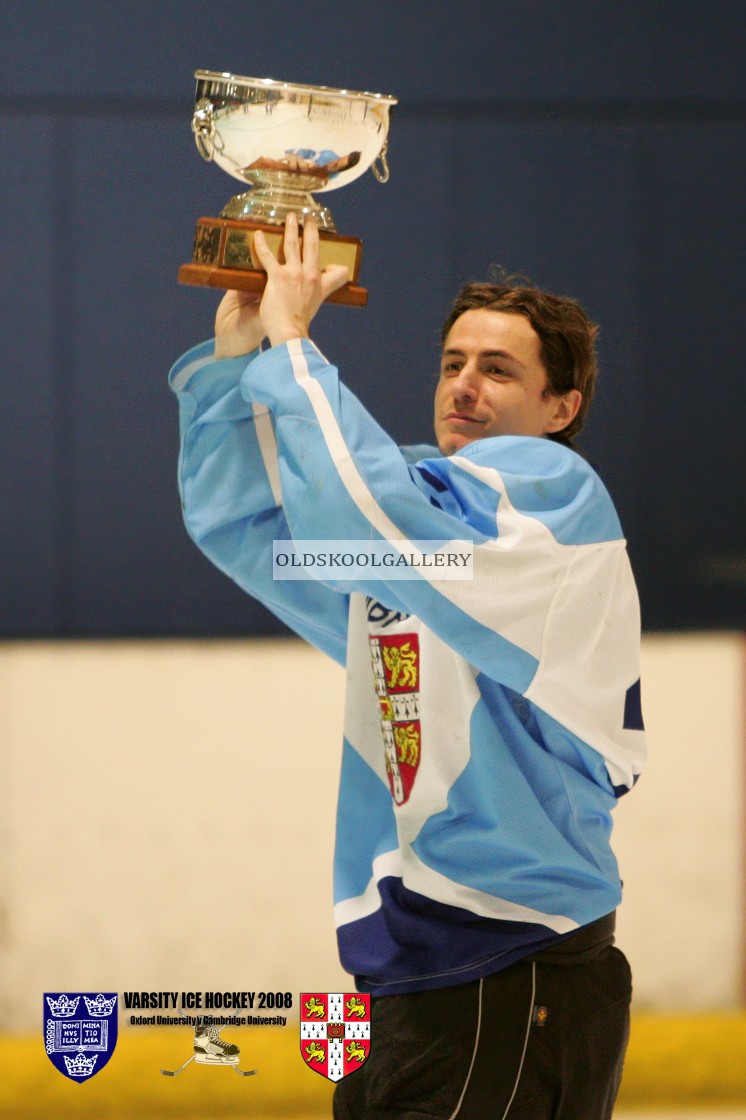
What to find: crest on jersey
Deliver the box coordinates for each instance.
[369,632,421,804]
[300,992,371,1081]
[44,993,118,1082]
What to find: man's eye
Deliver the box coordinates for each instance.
[486,367,508,378]
[442,362,462,374]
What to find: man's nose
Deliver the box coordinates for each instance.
[452,362,479,399]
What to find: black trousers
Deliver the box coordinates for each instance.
[333,946,631,1120]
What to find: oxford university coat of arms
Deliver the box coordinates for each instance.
[44,992,118,1082]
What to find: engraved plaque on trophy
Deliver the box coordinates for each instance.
[178,70,398,307]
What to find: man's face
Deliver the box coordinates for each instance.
[433,309,578,455]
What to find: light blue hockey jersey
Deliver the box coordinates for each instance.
[170,337,646,996]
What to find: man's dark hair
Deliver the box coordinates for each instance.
[440,281,599,445]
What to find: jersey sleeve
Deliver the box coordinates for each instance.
[169,340,349,665]
[238,338,637,700]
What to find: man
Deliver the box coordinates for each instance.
[170,214,646,1118]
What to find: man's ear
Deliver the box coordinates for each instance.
[544,389,582,434]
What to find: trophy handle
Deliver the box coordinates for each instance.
[192,99,223,162]
[371,139,391,183]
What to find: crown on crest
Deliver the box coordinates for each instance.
[46,994,80,1018]
[84,993,117,1017]
[64,1051,98,1078]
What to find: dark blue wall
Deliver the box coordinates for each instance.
[1,1,744,635]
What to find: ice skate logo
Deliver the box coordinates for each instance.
[300,992,371,1082]
[44,992,118,1083]
[368,632,422,804]
[160,1015,256,1079]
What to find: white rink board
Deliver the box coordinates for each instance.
[614,633,745,1008]
[0,632,743,1032]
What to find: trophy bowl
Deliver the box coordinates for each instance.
[191,70,398,229]
[180,71,397,306]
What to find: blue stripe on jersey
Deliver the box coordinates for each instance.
[530,692,639,802]
[337,877,565,996]
[493,679,622,870]
[269,412,493,547]
[411,459,502,539]
[413,467,448,493]
[410,687,621,919]
[333,739,398,905]
[457,436,624,546]
[329,576,540,696]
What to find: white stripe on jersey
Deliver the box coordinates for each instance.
[252,403,283,506]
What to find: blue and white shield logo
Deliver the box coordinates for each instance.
[44,993,118,1082]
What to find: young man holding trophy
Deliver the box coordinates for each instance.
[170,213,646,1118]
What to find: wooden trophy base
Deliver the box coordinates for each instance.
[178,217,368,307]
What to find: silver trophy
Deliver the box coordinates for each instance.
[179,70,398,307]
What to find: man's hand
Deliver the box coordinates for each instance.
[252,213,350,347]
[214,289,265,360]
